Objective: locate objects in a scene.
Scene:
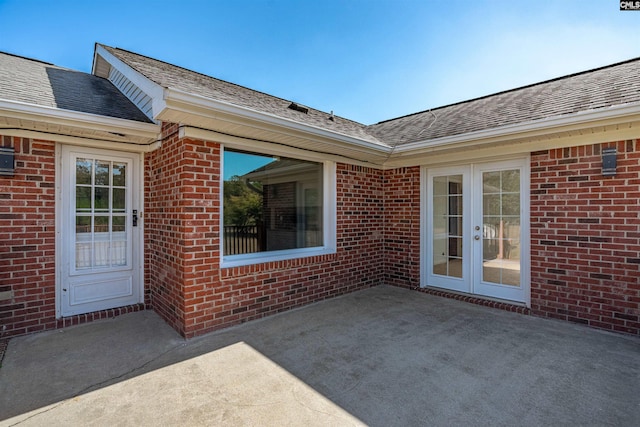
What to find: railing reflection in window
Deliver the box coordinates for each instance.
[224,225,264,255]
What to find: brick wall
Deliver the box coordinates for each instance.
[531,140,640,335]
[0,135,56,337]
[3,127,638,339]
[145,132,385,337]
[383,167,421,289]
[186,162,384,338]
[144,124,220,335]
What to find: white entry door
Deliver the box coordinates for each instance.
[424,159,529,303]
[59,146,142,317]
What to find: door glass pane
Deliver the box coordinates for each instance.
[75,216,92,269]
[76,159,92,185]
[112,216,127,266]
[94,187,110,211]
[113,162,126,187]
[94,216,110,267]
[95,161,110,186]
[482,170,521,286]
[502,194,520,216]
[113,188,126,212]
[76,187,92,211]
[432,174,463,279]
[73,156,130,270]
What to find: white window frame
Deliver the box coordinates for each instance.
[220,145,336,268]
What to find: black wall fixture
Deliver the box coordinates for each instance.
[601,147,617,176]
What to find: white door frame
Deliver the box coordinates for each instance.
[420,157,530,306]
[424,165,471,293]
[55,144,145,318]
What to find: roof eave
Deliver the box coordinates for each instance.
[0,98,161,141]
[394,101,640,154]
[162,87,390,153]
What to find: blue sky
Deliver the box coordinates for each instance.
[0,0,639,125]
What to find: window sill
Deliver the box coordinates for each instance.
[221,246,336,268]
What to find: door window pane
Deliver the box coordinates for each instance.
[112,215,126,233]
[482,170,521,286]
[75,216,92,269]
[76,159,92,185]
[113,162,126,187]
[73,156,130,270]
[432,174,463,279]
[113,188,126,212]
[502,194,520,216]
[95,161,110,186]
[94,187,110,211]
[76,187,92,211]
[112,216,127,266]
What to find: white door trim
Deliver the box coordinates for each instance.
[423,165,472,293]
[420,157,530,306]
[55,144,144,318]
[472,158,530,305]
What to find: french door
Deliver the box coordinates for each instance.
[424,159,529,303]
[59,146,142,317]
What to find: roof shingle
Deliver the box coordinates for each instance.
[102,45,383,145]
[366,58,640,145]
[0,51,152,123]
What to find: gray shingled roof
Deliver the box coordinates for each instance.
[106,44,640,147]
[101,45,384,145]
[366,58,640,145]
[6,45,638,147]
[0,51,152,123]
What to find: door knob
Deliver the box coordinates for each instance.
[474,235,480,240]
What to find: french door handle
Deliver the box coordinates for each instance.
[132,210,138,227]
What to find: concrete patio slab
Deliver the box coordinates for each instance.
[1,285,639,426]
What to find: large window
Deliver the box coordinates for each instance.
[223,148,331,266]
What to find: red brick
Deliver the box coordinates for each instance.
[531,141,640,335]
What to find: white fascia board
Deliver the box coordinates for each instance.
[182,126,385,168]
[0,127,160,152]
[0,99,161,139]
[163,87,390,153]
[93,45,167,118]
[394,102,640,154]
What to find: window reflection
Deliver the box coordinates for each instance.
[223,149,323,256]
